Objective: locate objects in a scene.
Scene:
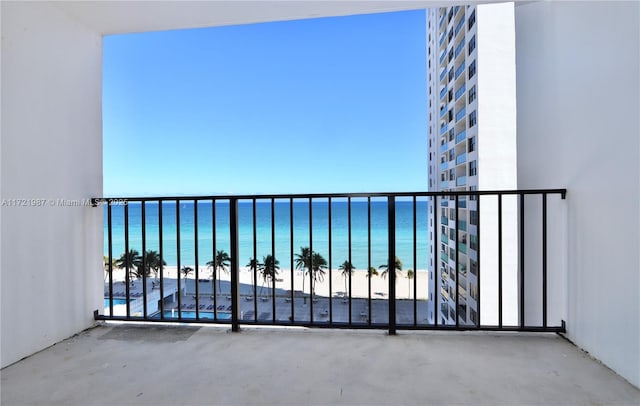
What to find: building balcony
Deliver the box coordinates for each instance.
[440,161,448,171]
[456,152,467,165]
[440,86,447,100]
[440,125,447,135]
[440,108,447,118]
[455,62,465,80]
[454,39,465,59]
[455,84,466,102]
[454,16,465,36]
[439,50,447,64]
[456,176,467,186]
[439,69,447,82]
[455,130,466,144]
[455,107,466,122]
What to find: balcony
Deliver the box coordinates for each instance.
[441,234,449,244]
[455,62,465,80]
[455,84,466,101]
[439,69,447,82]
[439,13,446,28]
[458,242,467,254]
[456,130,466,144]
[439,86,447,100]
[441,215,449,226]
[439,31,446,47]
[439,50,446,64]
[440,125,447,135]
[459,220,467,231]
[440,162,448,171]
[440,108,447,118]
[440,143,447,153]
[456,153,467,165]
[2,324,636,406]
[454,16,465,36]
[455,107,466,122]
[454,40,465,59]
[456,176,467,186]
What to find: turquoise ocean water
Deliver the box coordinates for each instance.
[104,199,430,271]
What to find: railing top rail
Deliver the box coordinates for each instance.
[94,189,567,204]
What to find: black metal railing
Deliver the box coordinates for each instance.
[94,189,567,334]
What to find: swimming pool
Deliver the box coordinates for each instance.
[154,311,231,320]
[104,298,130,308]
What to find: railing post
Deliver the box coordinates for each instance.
[388,195,396,335]
[230,198,240,332]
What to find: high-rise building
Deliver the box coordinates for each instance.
[426,3,518,326]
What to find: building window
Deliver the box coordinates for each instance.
[468,85,476,103]
[470,308,477,324]
[469,185,477,201]
[448,48,453,62]
[448,67,454,81]
[468,9,476,30]
[470,235,478,251]
[468,60,476,79]
[469,160,477,176]
[468,35,476,55]
[468,136,476,152]
[470,210,478,226]
[470,259,478,276]
[469,110,477,127]
[470,282,477,301]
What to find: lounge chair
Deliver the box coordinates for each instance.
[260,296,268,302]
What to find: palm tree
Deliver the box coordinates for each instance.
[310,252,328,296]
[406,269,414,299]
[246,258,261,288]
[366,266,378,299]
[142,250,166,281]
[379,256,403,281]
[258,255,279,297]
[294,247,311,296]
[338,261,355,297]
[180,266,194,279]
[103,255,116,281]
[116,249,142,281]
[206,250,231,293]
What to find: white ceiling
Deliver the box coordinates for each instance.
[53,1,489,35]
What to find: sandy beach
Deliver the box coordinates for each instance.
[106,265,429,300]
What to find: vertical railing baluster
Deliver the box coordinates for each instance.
[124,203,130,318]
[328,198,333,324]
[388,195,396,335]
[434,195,439,327]
[289,198,294,322]
[107,203,113,318]
[230,198,240,332]
[212,200,217,321]
[194,201,199,320]
[519,193,525,329]
[498,194,503,328]
[176,200,181,319]
[367,197,372,325]
[159,201,165,320]
[476,193,481,328]
[348,197,352,326]
[413,196,417,326]
[271,198,276,323]
[455,194,459,328]
[309,198,314,324]
[542,193,548,329]
[142,201,147,318]
[253,199,257,322]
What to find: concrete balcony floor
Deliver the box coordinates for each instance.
[2,324,639,405]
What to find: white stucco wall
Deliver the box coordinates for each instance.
[515,1,640,387]
[475,2,520,327]
[1,2,103,368]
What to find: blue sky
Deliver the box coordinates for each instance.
[103,10,427,197]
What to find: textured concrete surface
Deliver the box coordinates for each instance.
[1,323,639,405]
